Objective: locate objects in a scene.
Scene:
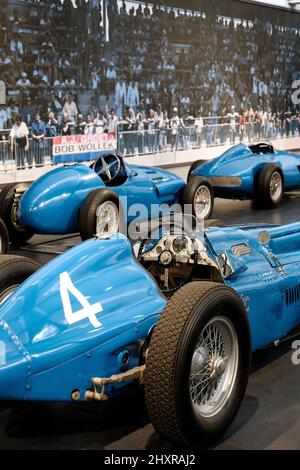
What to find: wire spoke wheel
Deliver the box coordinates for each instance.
[96,201,119,236]
[190,316,238,418]
[194,185,212,219]
[269,171,282,203]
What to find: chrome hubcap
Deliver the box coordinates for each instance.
[269,171,282,202]
[96,201,119,236]
[194,185,211,219]
[190,316,238,418]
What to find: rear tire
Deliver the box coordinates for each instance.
[254,164,283,209]
[79,189,120,240]
[0,255,40,303]
[144,281,251,448]
[182,176,214,220]
[0,184,34,244]
[187,159,206,180]
[0,218,9,254]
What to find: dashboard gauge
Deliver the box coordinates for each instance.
[164,239,172,250]
[156,245,163,254]
[173,236,188,253]
[160,250,173,265]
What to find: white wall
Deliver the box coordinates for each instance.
[240,0,300,12]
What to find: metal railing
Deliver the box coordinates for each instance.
[116,119,300,157]
[0,117,299,171]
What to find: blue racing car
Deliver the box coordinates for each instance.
[0,153,210,244]
[0,216,300,447]
[189,142,300,217]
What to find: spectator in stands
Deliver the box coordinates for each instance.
[127,81,139,113]
[227,105,239,143]
[50,94,63,116]
[16,72,31,88]
[194,112,204,147]
[45,112,58,137]
[169,107,183,150]
[115,76,126,118]
[62,93,78,123]
[108,108,118,138]
[10,114,29,169]
[31,112,46,167]
[90,67,101,101]
[126,107,136,155]
[147,108,157,153]
[88,97,99,120]
[106,61,117,95]
[136,109,145,154]
[84,114,95,135]
[0,50,12,65]
[10,34,24,62]
[53,74,66,100]
[76,114,86,135]
[21,96,37,127]
[60,112,74,136]
[0,105,8,131]
[94,111,107,134]
[65,76,76,91]
[6,100,19,126]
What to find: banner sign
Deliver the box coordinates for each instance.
[52,134,117,163]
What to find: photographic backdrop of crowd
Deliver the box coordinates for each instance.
[0,0,300,167]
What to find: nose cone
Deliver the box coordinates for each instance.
[0,320,29,400]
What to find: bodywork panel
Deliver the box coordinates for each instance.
[19,162,184,234]
[193,144,300,198]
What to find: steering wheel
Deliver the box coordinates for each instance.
[94,154,121,183]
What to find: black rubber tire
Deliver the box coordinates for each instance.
[79,188,120,241]
[0,218,9,254]
[182,175,214,220]
[144,281,251,448]
[0,184,34,244]
[253,164,284,209]
[187,159,206,180]
[204,219,226,228]
[0,255,40,300]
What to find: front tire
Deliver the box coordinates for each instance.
[254,164,283,208]
[79,189,120,240]
[144,281,251,448]
[182,176,214,220]
[0,255,40,303]
[0,184,34,244]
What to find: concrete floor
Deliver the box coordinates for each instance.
[1,193,300,450]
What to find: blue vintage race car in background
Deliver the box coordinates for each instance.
[0,216,300,447]
[189,142,300,215]
[0,153,210,244]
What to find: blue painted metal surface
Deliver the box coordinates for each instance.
[1,221,300,401]
[19,160,184,235]
[192,143,300,199]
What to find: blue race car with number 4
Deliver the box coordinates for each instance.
[0,153,207,244]
[188,142,300,217]
[1,216,300,447]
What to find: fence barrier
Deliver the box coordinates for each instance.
[0,117,299,170]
